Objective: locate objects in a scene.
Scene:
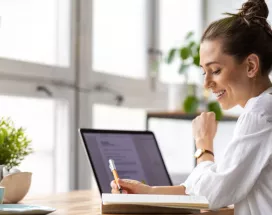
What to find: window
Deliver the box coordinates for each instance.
[158,0,202,84]
[93,104,146,130]
[92,0,147,79]
[0,95,69,194]
[0,0,70,67]
[78,0,203,189]
[0,0,75,192]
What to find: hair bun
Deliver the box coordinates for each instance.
[240,0,269,20]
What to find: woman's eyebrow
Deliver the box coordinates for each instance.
[200,61,220,67]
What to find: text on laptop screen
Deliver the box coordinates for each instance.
[81,131,172,193]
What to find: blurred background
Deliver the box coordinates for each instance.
[0,0,272,195]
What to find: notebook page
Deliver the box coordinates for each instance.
[102,194,209,205]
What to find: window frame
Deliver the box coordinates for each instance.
[76,0,203,190]
[0,79,76,193]
[0,0,76,83]
[80,0,169,107]
[0,0,78,191]
[0,0,204,191]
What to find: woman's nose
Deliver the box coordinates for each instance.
[204,75,215,89]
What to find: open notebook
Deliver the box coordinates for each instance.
[101,193,209,214]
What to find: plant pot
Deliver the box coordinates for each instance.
[0,172,32,203]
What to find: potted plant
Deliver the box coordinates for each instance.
[0,117,33,172]
[165,32,223,120]
[0,117,33,203]
[166,31,200,79]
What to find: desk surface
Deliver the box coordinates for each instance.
[23,190,234,215]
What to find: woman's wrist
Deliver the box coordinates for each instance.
[197,153,214,164]
[149,185,186,195]
[195,138,214,152]
[195,138,214,164]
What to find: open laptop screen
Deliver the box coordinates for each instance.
[79,129,172,194]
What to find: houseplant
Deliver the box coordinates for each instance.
[0,117,33,171]
[0,117,33,203]
[165,31,223,120]
[166,31,200,78]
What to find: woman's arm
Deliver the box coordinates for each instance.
[191,112,216,164]
[111,179,186,195]
[183,112,272,210]
[149,185,186,195]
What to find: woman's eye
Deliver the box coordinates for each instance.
[212,69,221,75]
[201,70,206,76]
[202,69,221,76]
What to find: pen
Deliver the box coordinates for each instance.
[109,159,123,193]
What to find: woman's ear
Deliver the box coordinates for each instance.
[246,54,260,78]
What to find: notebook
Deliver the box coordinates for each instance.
[101,193,209,214]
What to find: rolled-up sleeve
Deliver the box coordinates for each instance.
[182,112,272,210]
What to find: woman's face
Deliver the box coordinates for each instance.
[200,39,252,110]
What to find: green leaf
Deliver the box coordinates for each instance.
[178,63,190,74]
[0,132,4,145]
[193,55,200,66]
[207,101,223,121]
[183,96,199,113]
[0,117,33,169]
[166,48,177,64]
[188,41,196,49]
[0,128,8,140]
[179,47,190,60]
[185,31,194,40]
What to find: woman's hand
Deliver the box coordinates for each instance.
[110,179,152,194]
[192,112,217,151]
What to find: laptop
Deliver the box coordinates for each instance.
[79,129,173,194]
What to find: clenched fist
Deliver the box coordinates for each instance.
[192,112,217,151]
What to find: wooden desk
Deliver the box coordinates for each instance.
[23,190,234,215]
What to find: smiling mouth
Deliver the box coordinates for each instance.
[213,90,226,100]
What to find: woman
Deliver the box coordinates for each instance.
[110,0,272,214]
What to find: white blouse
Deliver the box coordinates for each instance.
[182,87,272,215]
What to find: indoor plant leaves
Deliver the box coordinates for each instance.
[183,96,199,113]
[207,101,223,121]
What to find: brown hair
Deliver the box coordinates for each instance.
[201,0,272,76]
